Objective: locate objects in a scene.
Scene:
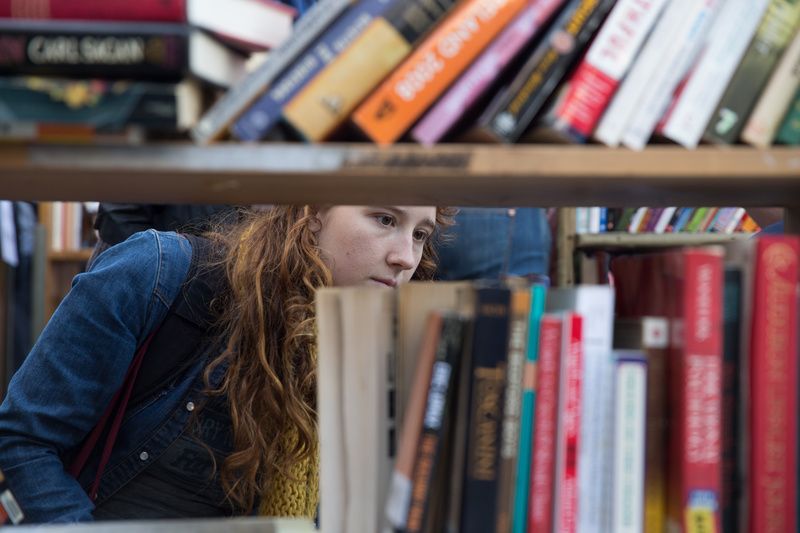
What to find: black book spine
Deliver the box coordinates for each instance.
[0,20,187,80]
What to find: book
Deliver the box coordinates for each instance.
[747,236,799,533]
[0,0,185,21]
[494,286,531,533]
[594,0,702,147]
[386,312,443,530]
[232,0,395,141]
[0,77,202,133]
[352,0,529,145]
[552,312,583,533]
[191,0,352,143]
[283,0,457,142]
[720,268,742,533]
[411,0,566,146]
[703,0,800,144]
[468,0,615,143]
[614,317,670,533]
[547,285,615,533]
[534,0,670,142]
[527,314,562,533]
[458,285,511,533]
[660,0,770,148]
[316,287,395,533]
[0,20,247,87]
[184,0,296,52]
[511,283,546,533]
[404,313,466,533]
[611,351,648,533]
[775,85,800,144]
[620,0,722,151]
[741,28,800,147]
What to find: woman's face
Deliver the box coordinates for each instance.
[316,206,437,287]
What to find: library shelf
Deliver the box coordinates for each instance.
[47,249,95,262]
[0,144,799,208]
[574,232,752,250]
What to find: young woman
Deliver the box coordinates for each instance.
[0,205,452,523]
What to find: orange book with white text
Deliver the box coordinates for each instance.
[352,0,528,145]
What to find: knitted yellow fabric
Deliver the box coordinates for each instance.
[257,435,319,518]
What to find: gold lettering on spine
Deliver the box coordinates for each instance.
[470,366,504,480]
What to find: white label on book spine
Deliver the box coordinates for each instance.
[0,201,18,268]
[585,0,671,81]
[661,0,770,148]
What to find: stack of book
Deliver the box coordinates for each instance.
[0,0,296,143]
[192,0,800,148]
[317,235,799,533]
[575,206,761,235]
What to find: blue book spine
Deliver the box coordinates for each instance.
[673,207,695,233]
[512,283,547,533]
[232,0,393,141]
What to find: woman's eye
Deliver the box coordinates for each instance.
[376,214,395,227]
[413,230,430,242]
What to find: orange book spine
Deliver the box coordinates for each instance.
[353,0,527,145]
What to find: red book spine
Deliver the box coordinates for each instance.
[666,248,724,533]
[528,315,562,533]
[554,313,582,533]
[749,236,799,533]
[0,0,186,21]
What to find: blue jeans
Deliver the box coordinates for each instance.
[436,207,551,281]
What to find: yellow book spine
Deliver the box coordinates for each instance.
[283,18,412,141]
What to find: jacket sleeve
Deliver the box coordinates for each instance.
[0,230,191,523]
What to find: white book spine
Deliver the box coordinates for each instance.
[654,206,677,233]
[612,353,647,533]
[51,202,63,252]
[661,0,771,148]
[741,29,800,147]
[594,0,685,147]
[621,0,723,151]
[627,207,647,233]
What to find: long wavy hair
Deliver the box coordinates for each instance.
[202,205,455,511]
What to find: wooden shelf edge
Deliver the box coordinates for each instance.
[47,249,94,262]
[575,232,753,250]
[0,144,799,205]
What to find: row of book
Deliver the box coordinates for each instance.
[48,201,97,253]
[0,0,296,142]
[575,206,762,235]
[317,234,799,533]
[193,0,800,149]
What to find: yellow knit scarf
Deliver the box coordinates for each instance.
[257,436,319,518]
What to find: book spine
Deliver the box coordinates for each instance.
[405,315,465,533]
[527,315,562,533]
[411,0,565,146]
[661,0,770,148]
[232,0,394,141]
[553,313,582,533]
[671,248,724,533]
[749,236,799,533]
[654,207,677,234]
[612,352,648,533]
[283,0,457,142]
[353,0,529,145]
[191,0,352,144]
[511,284,547,533]
[721,268,742,533]
[775,86,800,144]
[0,0,185,21]
[703,0,800,144]
[741,29,800,148]
[474,0,615,143]
[545,0,670,140]
[459,287,511,533]
[494,288,531,533]
[0,21,187,80]
[621,0,722,151]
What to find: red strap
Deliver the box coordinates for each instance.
[67,331,157,501]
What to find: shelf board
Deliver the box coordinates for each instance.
[48,248,94,262]
[575,232,752,250]
[1,143,799,205]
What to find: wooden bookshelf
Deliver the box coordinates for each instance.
[1,144,799,209]
[574,232,752,250]
[47,249,94,262]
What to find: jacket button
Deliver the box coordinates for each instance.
[186,401,195,412]
[139,451,149,461]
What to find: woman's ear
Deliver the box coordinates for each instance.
[306,205,323,233]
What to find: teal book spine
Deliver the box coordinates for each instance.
[511,283,548,533]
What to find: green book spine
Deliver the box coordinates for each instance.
[776,85,800,144]
[703,0,800,144]
[684,207,709,233]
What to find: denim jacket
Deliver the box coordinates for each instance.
[0,230,221,523]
